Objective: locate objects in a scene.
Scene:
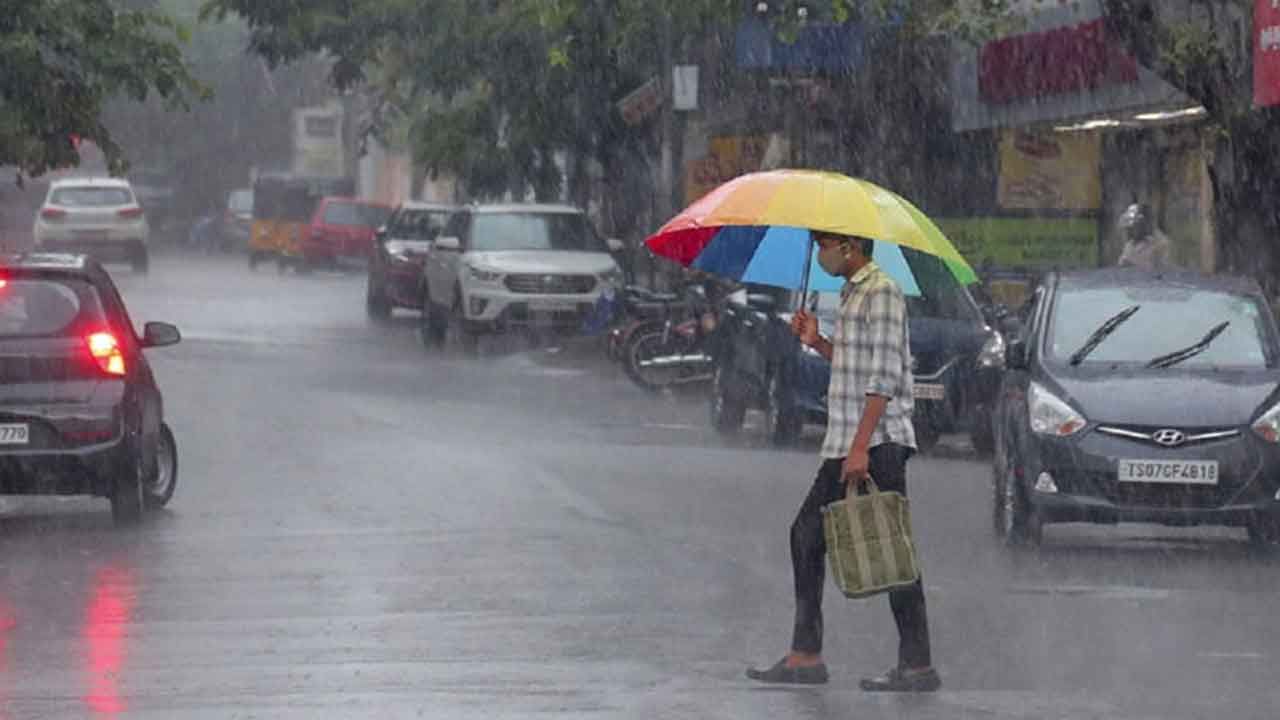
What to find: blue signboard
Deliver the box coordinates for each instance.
[735,16,868,72]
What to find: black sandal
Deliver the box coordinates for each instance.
[746,658,829,685]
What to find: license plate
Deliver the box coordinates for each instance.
[529,300,580,312]
[73,231,108,241]
[1118,459,1219,485]
[0,424,30,445]
[915,383,945,401]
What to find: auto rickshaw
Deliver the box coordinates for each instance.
[248,174,354,272]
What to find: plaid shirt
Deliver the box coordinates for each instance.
[820,262,916,459]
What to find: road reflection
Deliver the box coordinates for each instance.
[83,566,136,716]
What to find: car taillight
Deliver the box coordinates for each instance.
[86,332,126,377]
[41,208,66,220]
[118,207,144,219]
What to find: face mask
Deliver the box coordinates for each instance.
[817,243,849,276]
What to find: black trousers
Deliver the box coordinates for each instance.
[789,444,932,668]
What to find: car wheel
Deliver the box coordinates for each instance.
[710,364,747,435]
[366,275,392,322]
[132,248,149,275]
[764,370,803,446]
[993,464,1041,548]
[450,295,479,355]
[1247,512,1280,548]
[143,424,178,510]
[248,251,263,270]
[111,443,146,527]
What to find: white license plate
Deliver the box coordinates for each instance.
[0,424,30,445]
[915,383,945,401]
[529,300,580,312]
[1118,459,1219,485]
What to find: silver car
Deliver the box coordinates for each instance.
[32,178,150,273]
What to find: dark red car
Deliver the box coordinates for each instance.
[366,202,454,319]
[301,197,393,263]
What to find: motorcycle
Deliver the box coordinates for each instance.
[621,284,721,392]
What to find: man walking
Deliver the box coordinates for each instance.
[1117,203,1173,271]
[746,231,940,692]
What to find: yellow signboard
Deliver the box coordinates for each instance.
[997,130,1101,210]
[684,135,768,204]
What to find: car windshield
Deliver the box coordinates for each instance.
[0,279,105,338]
[49,187,133,207]
[228,190,253,214]
[1047,285,1272,368]
[323,201,392,228]
[471,212,605,252]
[390,209,450,241]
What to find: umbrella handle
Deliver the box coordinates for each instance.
[798,232,814,308]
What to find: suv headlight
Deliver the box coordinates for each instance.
[1253,401,1280,443]
[386,240,429,261]
[467,265,503,283]
[1028,382,1086,437]
[978,331,1006,369]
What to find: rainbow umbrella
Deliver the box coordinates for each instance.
[645,170,977,295]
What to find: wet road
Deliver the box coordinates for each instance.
[0,253,1276,719]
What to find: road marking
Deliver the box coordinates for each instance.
[1198,651,1266,660]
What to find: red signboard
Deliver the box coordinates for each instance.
[1255,0,1280,107]
[979,18,1138,105]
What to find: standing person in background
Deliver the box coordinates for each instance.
[1117,203,1173,271]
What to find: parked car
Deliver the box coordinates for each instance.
[32,178,150,273]
[993,268,1280,549]
[0,254,181,526]
[366,202,454,320]
[710,252,1003,452]
[222,188,254,250]
[128,170,176,237]
[419,204,625,351]
[300,196,393,266]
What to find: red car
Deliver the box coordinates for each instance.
[366,202,454,319]
[300,197,393,263]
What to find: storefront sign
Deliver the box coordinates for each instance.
[979,19,1137,104]
[950,0,1193,131]
[1255,0,1280,107]
[936,217,1099,269]
[997,130,1101,210]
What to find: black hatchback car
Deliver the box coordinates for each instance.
[710,253,1003,452]
[994,269,1280,548]
[0,254,181,526]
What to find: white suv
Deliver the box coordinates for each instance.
[32,178,150,272]
[420,204,624,350]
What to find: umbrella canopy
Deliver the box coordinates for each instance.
[645,170,977,292]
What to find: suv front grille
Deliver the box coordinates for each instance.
[504,274,596,295]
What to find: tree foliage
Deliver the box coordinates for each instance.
[0,0,201,179]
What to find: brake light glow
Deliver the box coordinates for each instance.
[41,208,67,220]
[118,207,144,219]
[86,332,126,377]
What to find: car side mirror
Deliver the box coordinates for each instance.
[1006,339,1029,370]
[605,237,625,254]
[746,293,777,313]
[375,225,388,239]
[434,235,461,252]
[142,322,181,349]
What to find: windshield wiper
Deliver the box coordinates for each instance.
[1069,305,1141,366]
[1146,322,1230,369]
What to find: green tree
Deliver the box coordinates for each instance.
[0,0,200,179]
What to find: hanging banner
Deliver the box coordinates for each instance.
[1255,0,1280,107]
[997,130,1102,210]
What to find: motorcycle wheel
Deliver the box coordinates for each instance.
[623,326,685,392]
